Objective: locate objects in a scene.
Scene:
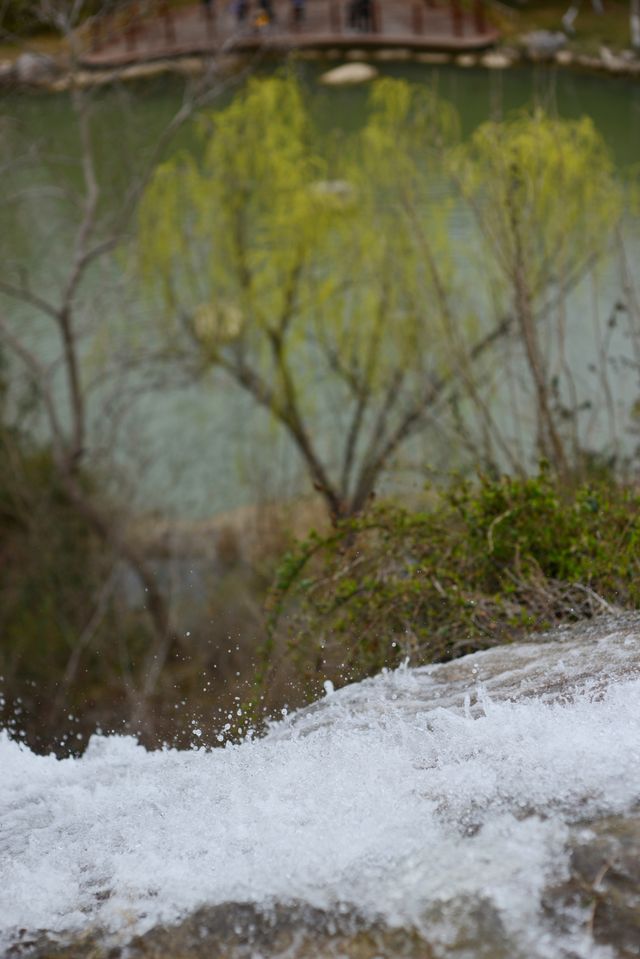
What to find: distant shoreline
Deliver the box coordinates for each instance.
[2,41,640,93]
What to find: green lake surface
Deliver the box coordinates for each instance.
[1,61,639,517]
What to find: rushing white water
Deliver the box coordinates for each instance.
[1,620,640,958]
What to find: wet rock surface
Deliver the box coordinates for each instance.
[268,614,640,741]
[127,903,433,959]
[546,813,640,959]
[8,905,433,959]
[10,860,638,959]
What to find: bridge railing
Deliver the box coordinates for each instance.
[82,0,491,57]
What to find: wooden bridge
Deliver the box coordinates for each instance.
[81,0,499,67]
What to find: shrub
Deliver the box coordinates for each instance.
[0,429,133,750]
[261,471,640,707]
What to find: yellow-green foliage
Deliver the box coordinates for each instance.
[139,78,326,354]
[455,111,621,303]
[137,76,460,397]
[137,76,623,511]
[139,75,620,378]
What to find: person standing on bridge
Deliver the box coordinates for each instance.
[291,0,305,25]
[258,0,274,22]
[349,0,373,32]
[234,0,249,24]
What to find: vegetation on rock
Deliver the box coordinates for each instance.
[261,470,640,706]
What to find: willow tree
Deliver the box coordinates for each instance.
[138,76,461,520]
[454,112,621,476]
[138,77,622,516]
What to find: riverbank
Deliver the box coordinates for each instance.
[2,39,640,93]
[2,0,640,91]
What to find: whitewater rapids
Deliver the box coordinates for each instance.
[1,618,639,958]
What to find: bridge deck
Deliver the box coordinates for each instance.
[82,0,499,67]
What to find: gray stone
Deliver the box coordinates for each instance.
[14,52,61,85]
[319,62,378,85]
[577,54,604,70]
[480,50,513,69]
[522,30,566,59]
[599,46,629,73]
[555,49,574,66]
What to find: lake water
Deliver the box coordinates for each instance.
[2,61,640,518]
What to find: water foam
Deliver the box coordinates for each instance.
[1,626,639,957]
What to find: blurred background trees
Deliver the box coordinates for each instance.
[138,75,624,513]
[1,51,638,749]
[0,2,253,749]
[137,77,465,519]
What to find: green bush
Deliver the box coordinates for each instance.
[0,433,126,747]
[262,471,640,705]
[0,422,274,753]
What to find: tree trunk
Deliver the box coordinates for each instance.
[632,0,640,50]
